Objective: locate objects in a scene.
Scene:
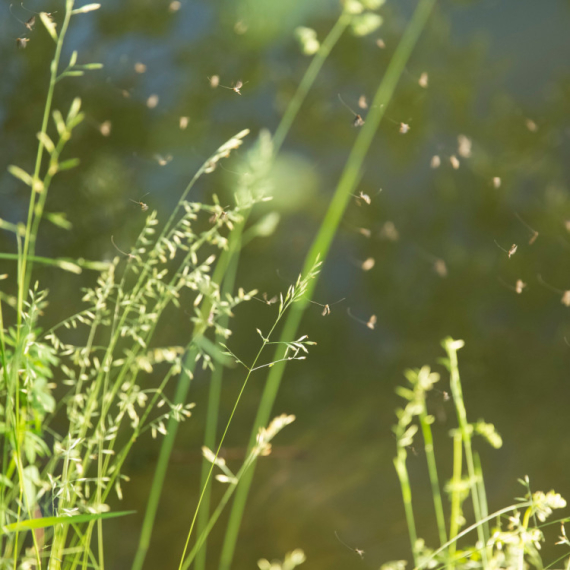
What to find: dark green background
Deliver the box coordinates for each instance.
[1,0,570,568]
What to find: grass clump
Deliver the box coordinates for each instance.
[387,338,569,570]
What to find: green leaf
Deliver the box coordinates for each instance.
[61,70,85,78]
[45,212,73,231]
[52,110,66,136]
[77,62,104,70]
[0,253,110,273]
[40,12,58,42]
[71,3,101,14]
[58,158,80,172]
[37,132,55,153]
[8,165,33,186]
[350,13,383,36]
[361,0,386,9]
[67,97,82,123]
[194,336,234,367]
[1,510,135,534]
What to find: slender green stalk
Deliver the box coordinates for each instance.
[182,451,257,570]
[272,13,350,154]
[195,250,240,570]
[219,2,438,567]
[419,408,447,546]
[448,431,463,567]
[0,299,8,531]
[19,0,75,319]
[6,3,74,565]
[444,339,488,568]
[474,453,491,558]
[394,451,419,568]
[0,253,109,273]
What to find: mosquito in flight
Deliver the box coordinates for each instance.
[111,236,136,261]
[338,94,365,127]
[309,298,345,316]
[130,193,149,211]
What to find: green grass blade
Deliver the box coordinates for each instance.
[394,451,419,567]
[219,3,438,568]
[1,510,134,534]
[419,407,447,546]
[0,253,110,273]
[448,431,463,567]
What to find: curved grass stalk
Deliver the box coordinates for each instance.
[218,2,438,567]
[182,449,258,570]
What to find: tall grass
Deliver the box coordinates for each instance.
[386,338,569,570]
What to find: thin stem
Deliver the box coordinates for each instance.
[474,452,490,556]
[182,453,257,570]
[272,13,350,154]
[394,451,419,567]
[448,431,463,567]
[20,0,74,320]
[178,302,291,569]
[419,407,447,546]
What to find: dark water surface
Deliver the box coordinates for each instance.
[2,0,570,568]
